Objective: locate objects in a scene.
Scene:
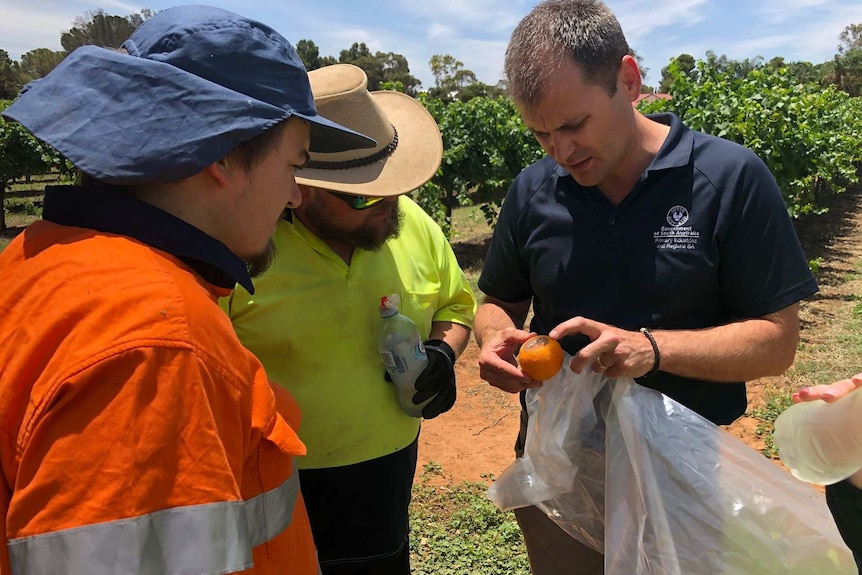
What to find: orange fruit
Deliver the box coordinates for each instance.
[517,335,564,381]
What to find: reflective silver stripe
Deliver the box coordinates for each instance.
[245,465,298,548]
[8,467,299,575]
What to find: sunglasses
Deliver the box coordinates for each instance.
[328,191,386,210]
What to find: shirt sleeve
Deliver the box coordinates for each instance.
[7,346,256,571]
[715,150,818,318]
[477,177,534,303]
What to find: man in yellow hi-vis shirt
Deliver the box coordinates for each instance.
[222,64,476,575]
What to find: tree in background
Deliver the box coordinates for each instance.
[659,53,695,93]
[838,23,862,53]
[827,22,862,96]
[337,42,421,95]
[415,94,543,233]
[0,51,20,100]
[375,52,420,94]
[764,57,830,87]
[60,8,154,52]
[703,50,764,78]
[427,54,504,102]
[295,39,336,71]
[428,54,475,101]
[786,61,828,85]
[660,52,763,90]
[17,48,66,83]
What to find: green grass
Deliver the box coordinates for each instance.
[789,307,862,388]
[6,196,43,218]
[750,388,794,458]
[409,463,529,574]
[1,179,50,252]
[449,202,493,243]
[449,201,494,297]
[1,196,43,250]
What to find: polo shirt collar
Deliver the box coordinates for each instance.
[552,112,693,179]
[41,185,254,293]
[644,112,693,172]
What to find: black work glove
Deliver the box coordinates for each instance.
[412,339,457,419]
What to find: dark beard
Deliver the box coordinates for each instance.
[245,237,277,278]
[304,201,403,251]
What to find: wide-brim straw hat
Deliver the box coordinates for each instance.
[296,64,443,197]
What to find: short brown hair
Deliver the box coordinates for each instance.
[224,118,294,172]
[505,0,630,109]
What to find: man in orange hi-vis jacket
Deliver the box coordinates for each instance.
[0,6,375,574]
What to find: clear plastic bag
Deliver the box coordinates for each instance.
[487,358,856,574]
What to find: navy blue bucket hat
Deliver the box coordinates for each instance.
[1,5,376,185]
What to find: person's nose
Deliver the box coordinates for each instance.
[286,177,302,209]
[550,131,576,163]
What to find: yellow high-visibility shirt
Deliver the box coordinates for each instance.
[223,196,476,469]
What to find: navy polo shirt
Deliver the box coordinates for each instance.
[479,112,818,425]
[41,185,254,293]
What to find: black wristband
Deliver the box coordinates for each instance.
[639,327,660,378]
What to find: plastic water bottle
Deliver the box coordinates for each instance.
[773,389,862,485]
[378,294,430,418]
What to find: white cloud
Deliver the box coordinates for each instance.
[611,0,710,43]
[393,0,529,34]
[327,27,375,49]
[758,0,831,25]
[428,23,455,40]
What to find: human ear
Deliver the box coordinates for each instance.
[204,158,231,188]
[618,55,643,100]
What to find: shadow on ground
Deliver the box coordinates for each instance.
[794,182,862,292]
[451,234,492,273]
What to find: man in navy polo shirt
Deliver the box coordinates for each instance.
[474,1,818,573]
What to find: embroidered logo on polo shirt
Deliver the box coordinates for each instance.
[654,205,699,251]
[667,206,689,227]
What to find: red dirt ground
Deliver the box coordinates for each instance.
[416,341,522,484]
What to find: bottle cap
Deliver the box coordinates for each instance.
[379,293,400,317]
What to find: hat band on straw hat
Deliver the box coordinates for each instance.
[304,126,398,171]
[295,64,442,197]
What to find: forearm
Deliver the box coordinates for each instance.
[429,321,471,358]
[653,305,799,382]
[473,296,530,347]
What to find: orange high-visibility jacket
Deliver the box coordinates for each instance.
[0,221,319,575]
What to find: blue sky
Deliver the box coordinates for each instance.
[2,0,862,89]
